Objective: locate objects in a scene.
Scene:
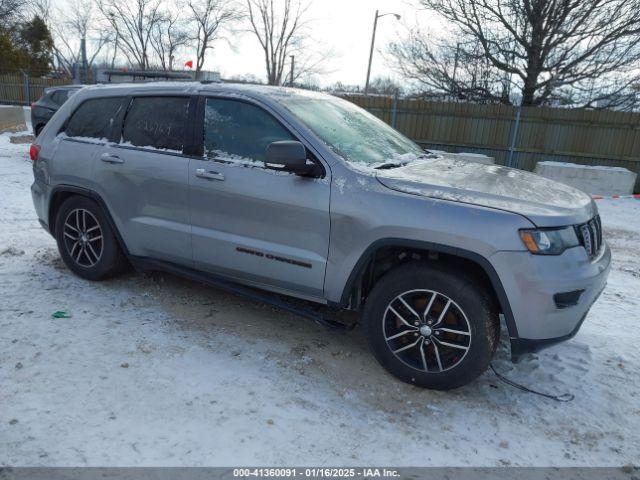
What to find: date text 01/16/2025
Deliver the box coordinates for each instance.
[232,468,400,478]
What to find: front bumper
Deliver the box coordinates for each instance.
[490,242,611,361]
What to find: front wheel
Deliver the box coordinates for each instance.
[363,263,499,390]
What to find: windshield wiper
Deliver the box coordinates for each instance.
[372,153,438,170]
[372,160,411,170]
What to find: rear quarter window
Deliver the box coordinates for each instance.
[51,90,69,106]
[65,97,124,140]
[122,96,190,152]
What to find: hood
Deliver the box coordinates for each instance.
[375,158,595,227]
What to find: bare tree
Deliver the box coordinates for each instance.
[246,0,316,86]
[98,0,164,70]
[389,30,510,103]
[326,81,361,93]
[0,0,26,29]
[1,0,48,30]
[367,76,405,96]
[391,0,640,108]
[21,0,52,23]
[287,47,334,86]
[51,0,112,74]
[225,72,264,84]
[185,0,240,75]
[150,11,190,70]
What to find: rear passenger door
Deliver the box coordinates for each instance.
[52,96,124,193]
[188,96,331,300]
[92,95,195,265]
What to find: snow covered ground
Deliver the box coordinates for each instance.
[1,130,639,467]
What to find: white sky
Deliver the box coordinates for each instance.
[48,0,439,87]
[206,0,434,86]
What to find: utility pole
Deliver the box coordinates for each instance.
[110,12,118,70]
[452,43,460,83]
[364,10,401,95]
[111,31,119,69]
[364,10,379,95]
[80,37,88,84]
[290,55,295,87]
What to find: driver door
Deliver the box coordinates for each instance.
[188,97,331,300]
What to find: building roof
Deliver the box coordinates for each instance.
[99,69,193,80]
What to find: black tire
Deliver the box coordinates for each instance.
[363,262,499,390]
[54,196,128,281]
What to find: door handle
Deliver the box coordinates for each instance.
[100,153,124,164]
[195,168,225,181]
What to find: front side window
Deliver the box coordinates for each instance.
[65,97,124,140]
[122,96,190,152]
[203,98,295,165]
[278,94,423,165]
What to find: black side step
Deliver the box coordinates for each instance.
[130,257,354,331]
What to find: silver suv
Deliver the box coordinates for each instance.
[30,83,611,390]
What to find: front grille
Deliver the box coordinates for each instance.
[576,215,603,258]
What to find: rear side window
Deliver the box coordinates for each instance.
[51,90,69,106]
[122,96,190,152]
[65,97,124,140]
[204,98,295,164]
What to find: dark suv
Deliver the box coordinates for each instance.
[31,85,82,136]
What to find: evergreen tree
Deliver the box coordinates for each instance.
[18,16,53,71]
[0,14,53,71]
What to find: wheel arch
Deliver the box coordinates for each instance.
[335,238,519,339]
[49,185,130,256]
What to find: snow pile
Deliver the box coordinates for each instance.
[537,161,631,172]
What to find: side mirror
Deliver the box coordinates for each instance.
[265,141,318,177]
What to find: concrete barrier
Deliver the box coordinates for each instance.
[535,161,637,196]
[0,106,29,133]
[428,150,495,164]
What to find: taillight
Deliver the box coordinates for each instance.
[29,144,41,162]
[31,102,36,108]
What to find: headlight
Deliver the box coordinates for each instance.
[519,227,580,255]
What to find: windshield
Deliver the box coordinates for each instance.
[278,95,424,165]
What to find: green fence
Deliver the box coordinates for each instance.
[342,95,640,192]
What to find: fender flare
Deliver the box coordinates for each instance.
[49,185,130,256]
[336,238,519,339]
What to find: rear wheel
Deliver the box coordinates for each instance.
[363,263,499,390]
[54,196,128,280]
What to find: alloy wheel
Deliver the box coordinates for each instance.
[62,208,104,268]
[382,289,472,372]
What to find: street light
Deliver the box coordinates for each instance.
[365,10,401,94]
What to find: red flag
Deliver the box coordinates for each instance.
[185,60,193,69]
